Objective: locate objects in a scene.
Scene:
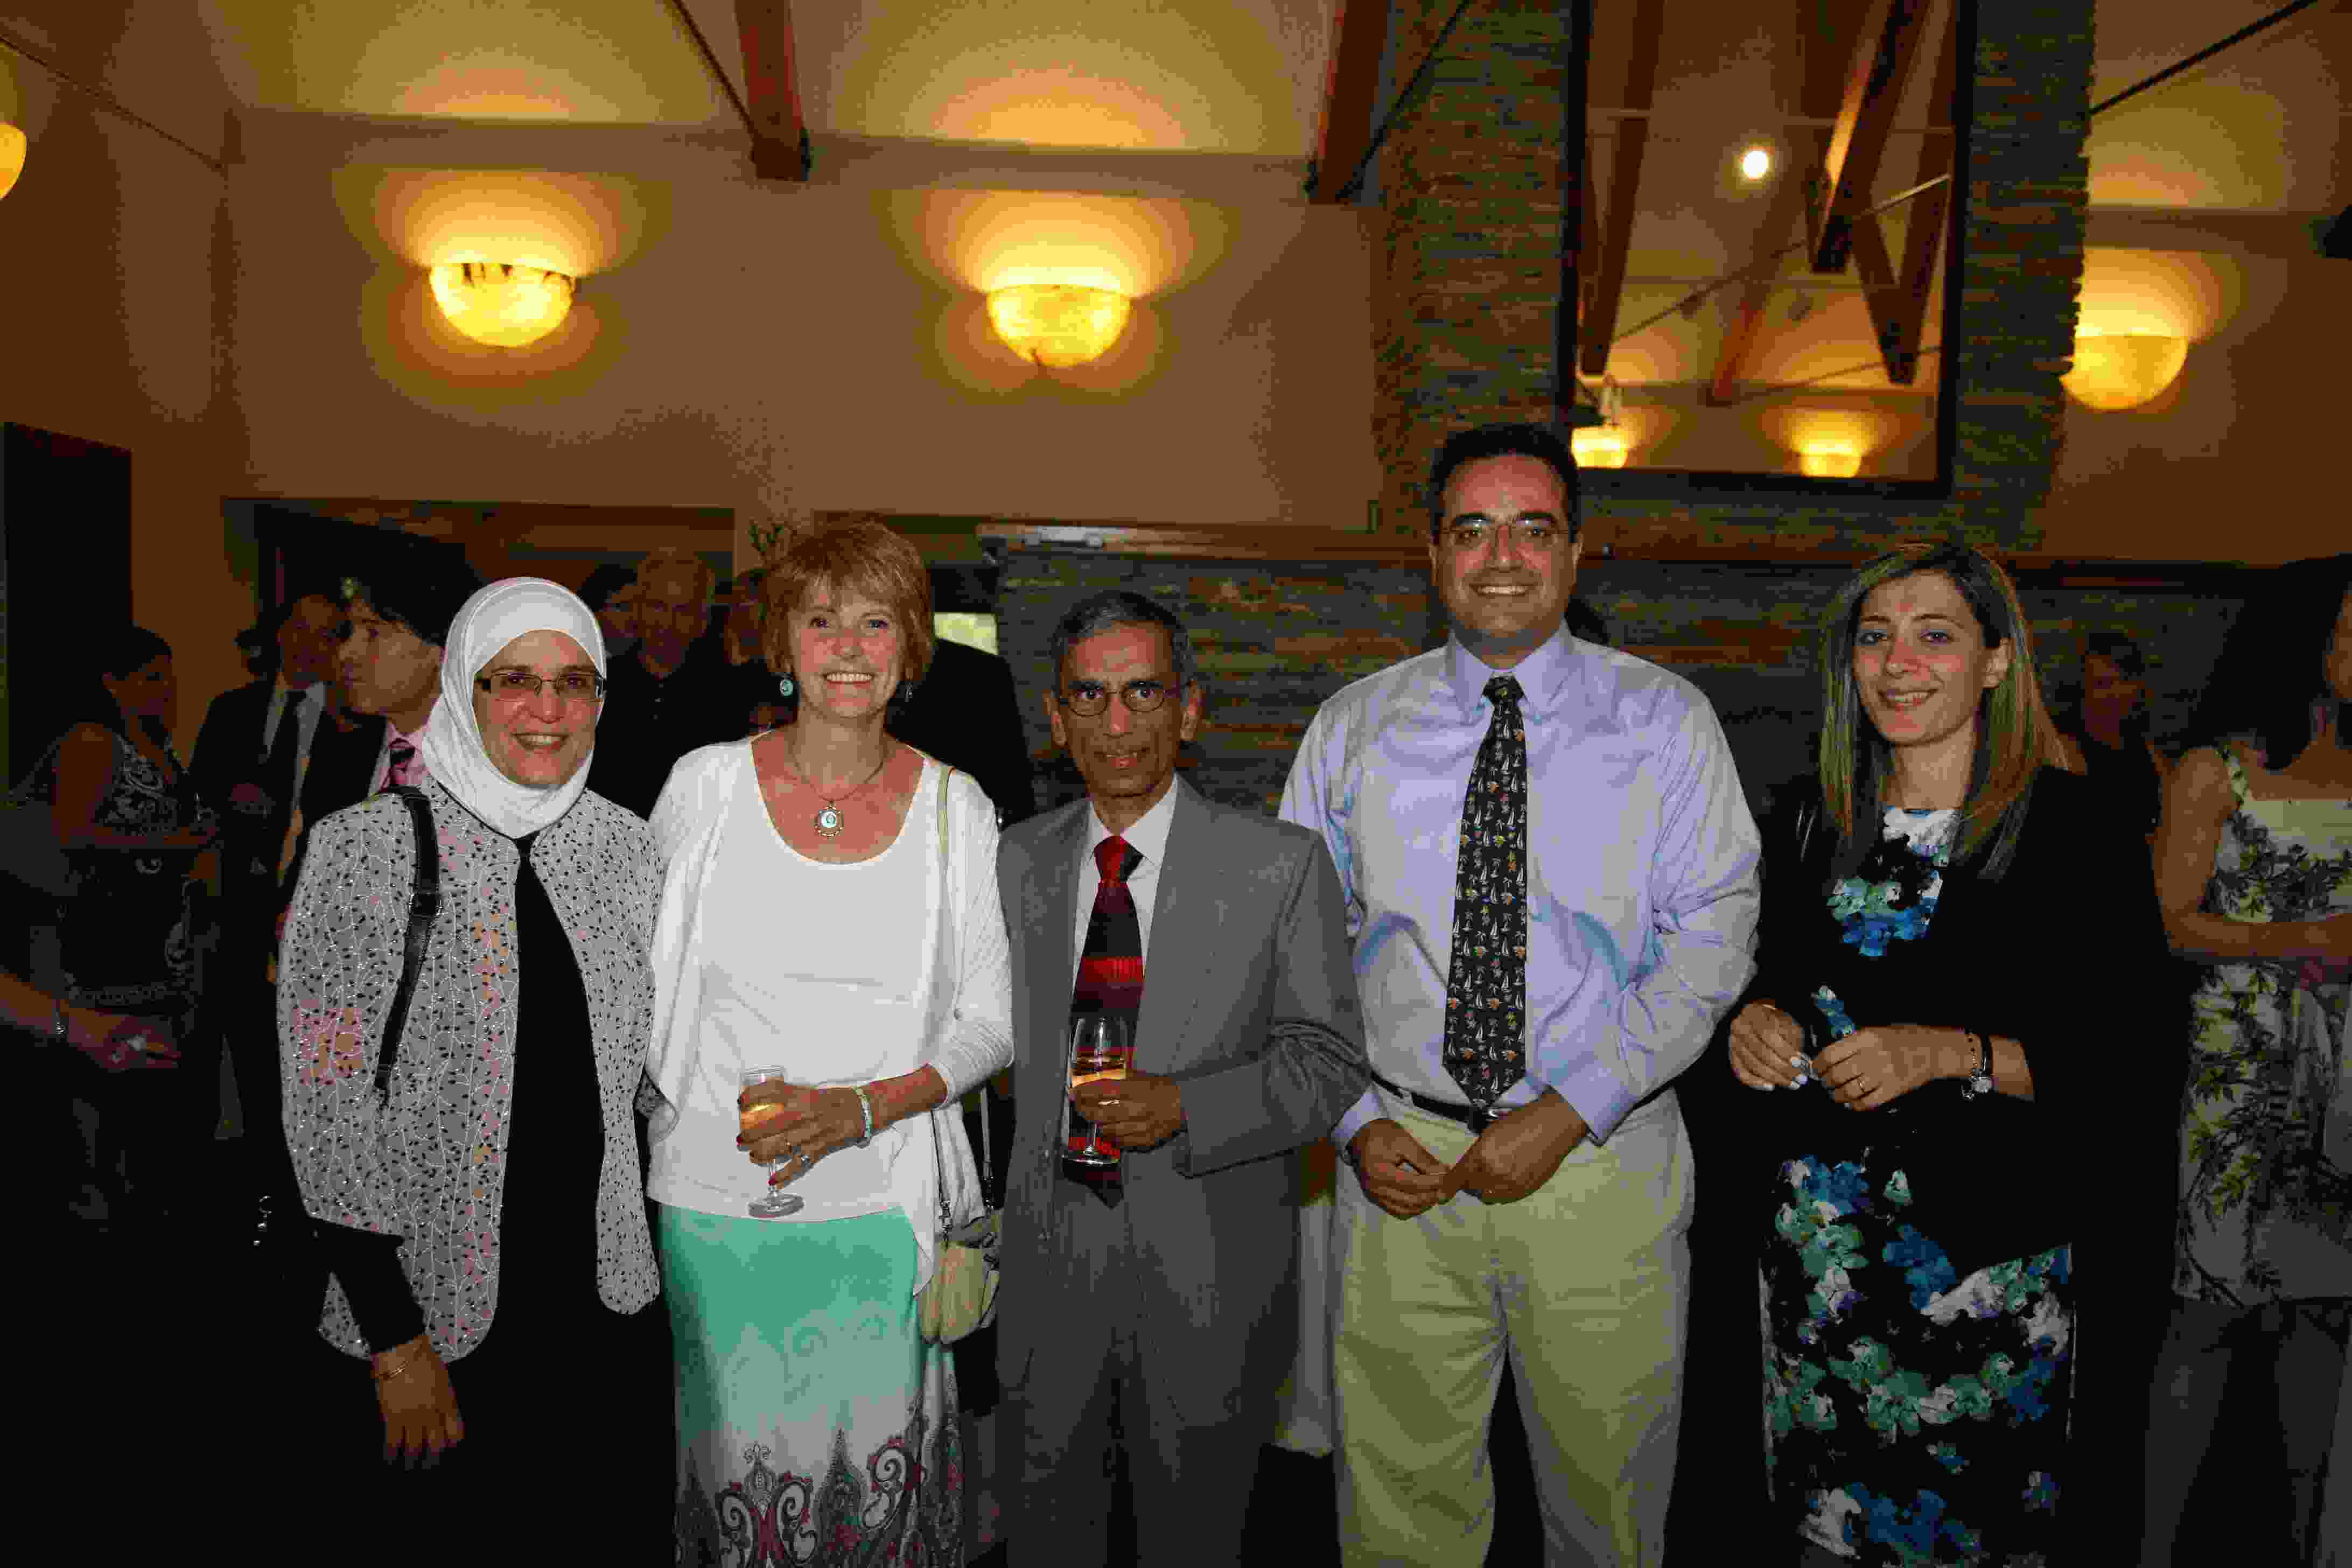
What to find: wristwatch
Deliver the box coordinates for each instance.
[1961,1030,1994,1100]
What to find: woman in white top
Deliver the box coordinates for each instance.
[643,519,1013,1563]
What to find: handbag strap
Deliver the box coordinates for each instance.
[370,785,443,1103]
[928,766,996,1224]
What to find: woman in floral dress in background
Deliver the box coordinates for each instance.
[1723,543,2171,1565]
[2144,555,2352,1567]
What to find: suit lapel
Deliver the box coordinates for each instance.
[1136,778,1208,1073]
[1032,799,1094,1079]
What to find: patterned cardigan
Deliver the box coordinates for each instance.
[277,776,662,1361]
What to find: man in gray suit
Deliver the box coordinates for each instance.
[995,589,1369,1567]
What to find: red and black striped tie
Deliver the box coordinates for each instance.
[1064,835,1144,1206]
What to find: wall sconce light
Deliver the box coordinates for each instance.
[0,123,26,202]
[986,284,1130,368]
[428,261,576,348]
[2062,331,2188,411]
[1571,427,1628,468]
[1797,442,1863,479]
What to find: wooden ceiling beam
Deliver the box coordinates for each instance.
[1810,0,1935,272]
[1307,1,1393,204]
[1876,3,1958,384]
[1707,0,1871,403]
[1705,125,1832,404]
[1576,0,1668,376]
[733,0,810,181]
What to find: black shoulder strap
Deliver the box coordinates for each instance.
[372,785,443,1102]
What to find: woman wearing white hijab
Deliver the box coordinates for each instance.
[277,577,668,1553]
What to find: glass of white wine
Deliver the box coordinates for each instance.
[1063,1015,1133,1168]
[738,1066,806,1219]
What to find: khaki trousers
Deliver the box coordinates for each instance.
[1333,1090,1693,1567]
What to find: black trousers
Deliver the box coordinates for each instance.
[261,1297,674,1561]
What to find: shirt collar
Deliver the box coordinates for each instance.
[1443,625,1573,720]
[1086,774,1180,869]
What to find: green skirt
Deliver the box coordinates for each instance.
[660,1204,962,1564]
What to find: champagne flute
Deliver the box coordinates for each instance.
[738,1066,806,1218]
[1064,1015,1134,1167]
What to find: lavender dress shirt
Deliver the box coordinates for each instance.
[1278,628,1762,1150]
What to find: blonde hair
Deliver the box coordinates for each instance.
[759,519,935,689]
[1816,542,2062,883]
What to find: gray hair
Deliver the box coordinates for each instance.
[1047,590,1199,692]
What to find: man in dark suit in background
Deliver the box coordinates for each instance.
[893,633,1035,827]
[191,591,341,1142]
[994,589,1367,1567]
[588,547,738,817]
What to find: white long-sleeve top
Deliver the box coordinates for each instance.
[641,741,1013,1293]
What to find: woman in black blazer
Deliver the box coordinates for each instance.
[1718,543,2173,1566]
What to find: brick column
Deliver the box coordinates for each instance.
[1372,0,1568,541]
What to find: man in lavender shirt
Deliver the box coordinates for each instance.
[1278,422,1761,1566]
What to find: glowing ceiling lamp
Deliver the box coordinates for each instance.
[1571,426,1628,468]
[1797,442,1863,479]
[2061,331,2188,411]
[1738,145,1774,181]
[428,261,576,348]
[0,123,26,202]
[985,283,1131,368]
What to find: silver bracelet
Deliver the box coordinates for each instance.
[49,998,68,1047]
[852,1086,876,1147]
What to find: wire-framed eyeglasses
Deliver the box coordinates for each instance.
[1055,678,1181,717]
[474,671,607,703]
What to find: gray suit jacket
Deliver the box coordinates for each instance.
[994,776,1368,1419]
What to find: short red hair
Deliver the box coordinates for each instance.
[758,517,935,687]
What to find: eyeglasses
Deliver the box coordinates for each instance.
[1443,519,1566,552]
[475,671,606,703]
[1056,678,1180,717]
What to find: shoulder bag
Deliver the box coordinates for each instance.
[917,766,1004,1346]
[2,738,78,899]
[250,785,442,1336]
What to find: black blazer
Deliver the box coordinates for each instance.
[273,713,388,915]
[891,638,1035,826]
[1718,765,2176,1284]
[189,678,275,822]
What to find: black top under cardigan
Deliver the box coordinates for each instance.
[313,830,601,1353]
[1713,765,2178,1286]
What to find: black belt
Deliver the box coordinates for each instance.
[1371,1071,1507,1134]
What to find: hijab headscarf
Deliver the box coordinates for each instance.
[418,577,606,839]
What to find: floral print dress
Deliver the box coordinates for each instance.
[2174,745,2352,1307]
[1762,807,2075,1566]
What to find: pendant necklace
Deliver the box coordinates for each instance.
[788,741,896,839]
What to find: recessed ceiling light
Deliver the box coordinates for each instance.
[1739,145,1774,181]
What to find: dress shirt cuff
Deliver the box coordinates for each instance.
[1329,1086,1384,1154]
[1542,1058,1636,1146]
[313,1222,425,1354]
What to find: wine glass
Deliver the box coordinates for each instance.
[738,1066,806,1219]
[1064,1015,1134,1168]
